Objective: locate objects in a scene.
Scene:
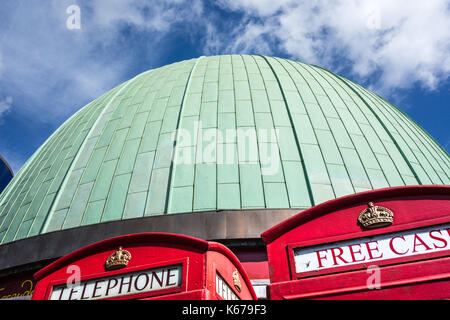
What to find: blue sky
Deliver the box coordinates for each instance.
[0,0,449,173]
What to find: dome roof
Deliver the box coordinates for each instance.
[0,55,449,245]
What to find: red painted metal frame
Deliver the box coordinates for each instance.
[286,219,450,280]
[34,232,209,282]
[207,242,257,300]
[206,251,253,300]
[262,186,450,244]
[261,185,450,300]
[42,258,188,300]
[32,233,257,300]
[214,270,237,300]
[270,256,450,300]
[229,247,269,281]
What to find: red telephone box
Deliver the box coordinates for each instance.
[262,186,450,300]
[32,233,257,300]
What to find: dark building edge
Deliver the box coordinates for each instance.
[0,208,301,277]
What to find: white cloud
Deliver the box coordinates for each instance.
[1,0,448,131]
[213,0,450,94]
[203,18,276,56]
[0,96,12,122]
[217,0,293,16]
[1,0,449,170]
[0,0,205,124]
[93,0,204,30]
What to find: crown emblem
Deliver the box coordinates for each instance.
[232,270,241,293]
[105,247,131,271]
[358,202,393,229]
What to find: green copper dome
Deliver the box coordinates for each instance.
[0,55,449,245]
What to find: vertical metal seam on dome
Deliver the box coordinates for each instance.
[142,66,184,216]
[231,55,243,211]
[0,91,113,244]
[286,59,365,194]
[164,57,204,214]
[114,68,169,221]
[405,118,450,178]
[0,137,49,216]
[126,66,175,218]
[94,78,147,224]
[0,136,55,243]
[372,92,450,180]
[364,89,439,182]
[339,78,433,185]
[191,57,214,212]
[10,101,94,242]
[342,81,434,182]
[0,108,81,243]
[0,124,58,209]
[92,98,135,223]
[257,55,315,206]
[275,58,338,199]
[99,68,166,222]
[240,54,267,208]
[310,64,396,188]
[215,57,221,211]
[353,82,445,184]
[216,55,243,211]
[334,78,412,186]
[62,94,123,228]
[40,78,138,234]
[333,78,409,186]
[375,92,450,165]
[409,119,450,172]
[62,88,124,227]
[311,65,409,186]
[40,87,124,232]
[346,83,419,184]
[284,60,359,195]
[249,55,292,208]
[405,114,450,174]
[25,91,119,238]
[0,95,97,208]
[325,70,423,185]
[309,65,404,187]
[303,63,391,190]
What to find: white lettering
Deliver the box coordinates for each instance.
[294,224,450,273]
[215,273,239,300]
[49,264,182,300]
